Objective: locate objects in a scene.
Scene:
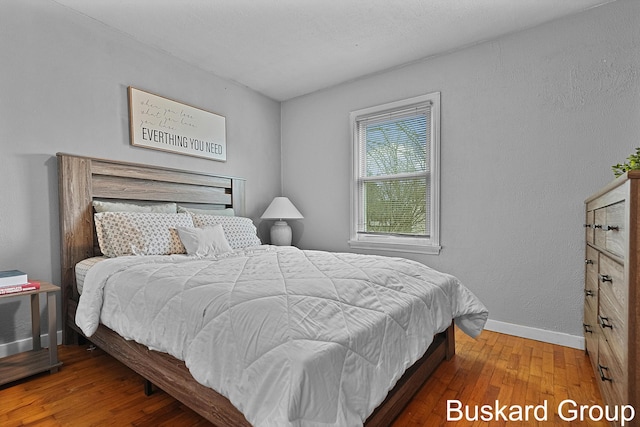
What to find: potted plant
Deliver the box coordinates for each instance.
[612,147,640,177]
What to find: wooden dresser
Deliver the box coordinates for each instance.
[584,171,640,426]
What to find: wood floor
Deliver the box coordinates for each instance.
[394,329,608,427]
[0,329,609,426]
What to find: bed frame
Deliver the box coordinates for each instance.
[57,152,455,426]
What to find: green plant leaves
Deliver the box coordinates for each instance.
[612,147,640,177]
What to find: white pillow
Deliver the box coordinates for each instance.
[94,212,193,257]
[176,225,233,257]
[93,200,177,213]
[177,206,235,216]
[191,214,261,249]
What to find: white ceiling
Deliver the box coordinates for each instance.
[53,0,616,101]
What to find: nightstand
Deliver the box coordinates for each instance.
[0,281,62,386]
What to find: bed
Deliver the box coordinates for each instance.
[57,152,488,426]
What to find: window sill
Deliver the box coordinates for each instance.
[348,239,441,255]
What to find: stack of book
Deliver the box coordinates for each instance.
[0,270,40,295]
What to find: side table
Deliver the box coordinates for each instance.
[0,281,62,386]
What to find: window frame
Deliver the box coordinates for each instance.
[348,92,441,255]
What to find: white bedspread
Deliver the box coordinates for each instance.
[76,246,488,427]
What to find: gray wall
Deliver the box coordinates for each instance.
[2,0,639,352]
[0,1,281,349]
[281,0,640,342]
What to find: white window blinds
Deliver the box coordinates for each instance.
[355,101,431,238]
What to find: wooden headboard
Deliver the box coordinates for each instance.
[57,152,246,343]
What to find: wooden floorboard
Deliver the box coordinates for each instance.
[0,329,608,426]
[394,330,609,427]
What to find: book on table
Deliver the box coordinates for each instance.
[0,270,28,287]
[0,281,40,295]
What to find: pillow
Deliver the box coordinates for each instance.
[177,206,235,216]
[191,214,261,249]
[94,212,194,257]
[176,225,233,257]
[93,200,177,213]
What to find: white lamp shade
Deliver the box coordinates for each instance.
[261,197,303,220]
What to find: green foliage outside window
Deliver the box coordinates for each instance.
[363,117,428,236]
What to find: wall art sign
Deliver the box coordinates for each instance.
[128,87,227,161]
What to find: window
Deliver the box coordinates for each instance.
[349,92,440,254]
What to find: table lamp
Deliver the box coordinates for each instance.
[261,197,303,246]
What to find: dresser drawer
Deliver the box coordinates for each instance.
[594,201,625,257]
[585,210,595,245]
[585,245,599,295]
[594,208,606,248]
[605,201,625,257]
[599,290,625,365]
[584,297,598,336]
[599,254,626,311]
[583,298,599,369]
[598,337,626,406]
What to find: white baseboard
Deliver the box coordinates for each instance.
[484,319,585,350]
[0,330,63,358]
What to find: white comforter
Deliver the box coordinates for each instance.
[76,246,488,427]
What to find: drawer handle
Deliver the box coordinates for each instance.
[598,364,613,382]
[585,259,594,265]
[593,224,603,229]
[584,289,595,297]
[599,316,613,329]
[599,274,612,283]
[603,225,619,231]
[583,323,593,334]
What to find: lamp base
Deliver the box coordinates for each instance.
[270,220,292,246]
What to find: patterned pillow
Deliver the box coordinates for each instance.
[191,214,261,249]
[94,212,194,257]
